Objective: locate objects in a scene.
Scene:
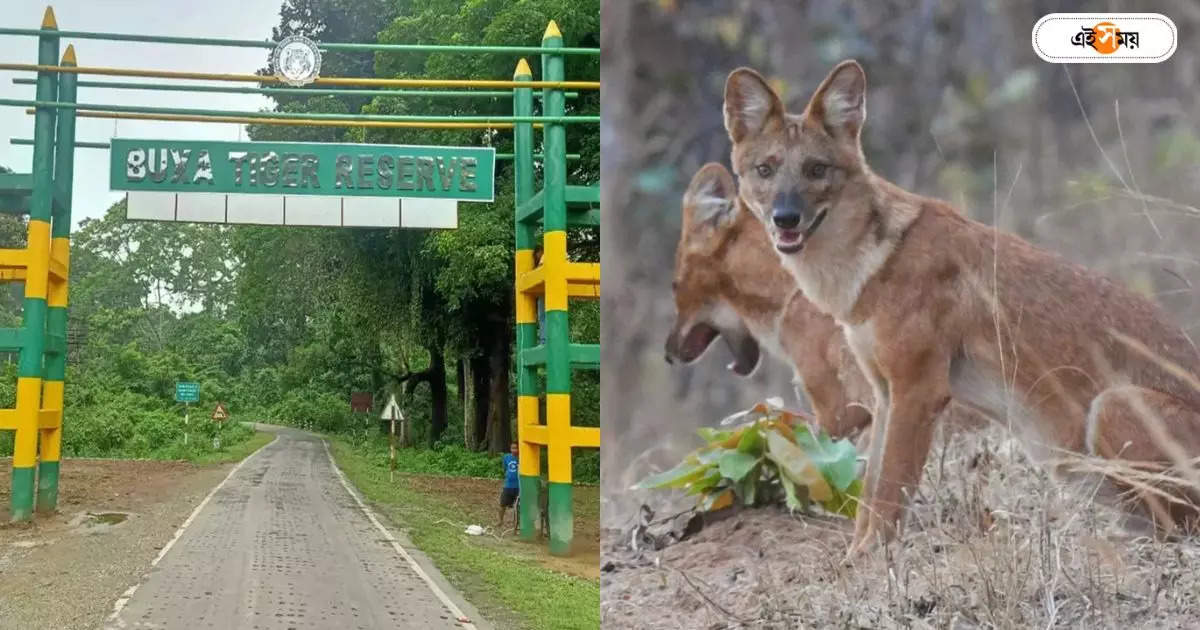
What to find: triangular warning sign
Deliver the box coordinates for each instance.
[381,395,404,421]
[211,402,229,422]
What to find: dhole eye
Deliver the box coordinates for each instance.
[806,162,829,180]
[755,163,775,178]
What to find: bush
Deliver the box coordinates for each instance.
[573,450,600,484]
[269,390,353,433]
[62,405,137,456]
[58,400,254,460]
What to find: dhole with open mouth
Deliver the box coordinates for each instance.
[723,60,1200,561]
[663,162,874,441]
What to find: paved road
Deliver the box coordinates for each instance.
[105,426,487,630]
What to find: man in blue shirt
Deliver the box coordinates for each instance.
[499,441,520,530]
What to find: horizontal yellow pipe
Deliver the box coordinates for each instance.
[517,265,546,294]
[568,262,601,285]
[0,377,65,455]
[0,245,67,279]
[517,262,601,294]
[0,408,16,430]
[568,284,600,299]
[570,426,601,449]
[0,63,600,90]
[39,409,60,429]
[0,248,27,268]
[522,426,600,449]
[521,424,549,445]
[39,109,535,130]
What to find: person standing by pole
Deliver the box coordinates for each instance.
[498,441,520,530]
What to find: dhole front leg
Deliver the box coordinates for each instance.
[797,370,871,441]
[846,373,949,561]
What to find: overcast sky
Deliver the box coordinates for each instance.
[0,0,284,227]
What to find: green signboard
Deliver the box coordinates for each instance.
[110,139,495,202]
[175,381,199,403]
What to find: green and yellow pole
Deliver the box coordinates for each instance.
[38,43,76,514]
[513,58,542,542]
[541,20,573,556]
[12,7,58,522]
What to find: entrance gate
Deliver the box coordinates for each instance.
[0,6,599,555]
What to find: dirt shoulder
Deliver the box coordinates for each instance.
[601,507,852,630]
[0,458,239,630]
[602,429,1200,629]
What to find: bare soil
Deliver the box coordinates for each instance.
[403,473,601,580]
[0,458,234,630]
[601,427,1200,629]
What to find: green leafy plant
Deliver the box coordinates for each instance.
[632,399,863,517]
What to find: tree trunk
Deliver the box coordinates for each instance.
[471,354,490,451]
[372,366,386,435]
[426,343,448,446]
[484,326,512,453]
[461,358,476,449]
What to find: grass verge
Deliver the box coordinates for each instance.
[329,438,600,630]
[190,430,275,465]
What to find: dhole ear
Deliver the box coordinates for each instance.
[809,60,866,142]
[683,163,737,227]
[724,68,784,143]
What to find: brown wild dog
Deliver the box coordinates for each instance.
[663,162,986,447]
[663,162,874,441]
[722,60,1200,560]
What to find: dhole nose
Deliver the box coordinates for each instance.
[773,207,801,230]
[772,189,805,229]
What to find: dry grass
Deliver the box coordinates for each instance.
[602,424,1200,629]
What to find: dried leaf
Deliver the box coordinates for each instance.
[701,488,734,512]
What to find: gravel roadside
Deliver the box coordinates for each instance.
[0,459,237,630]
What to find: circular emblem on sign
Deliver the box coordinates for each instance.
[271,35,322,87]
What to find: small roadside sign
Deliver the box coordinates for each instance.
[350,391,373,413]
[211,402,229,422]
[175,381,199,403]
[382,395,405,482]
[381,395,404,421]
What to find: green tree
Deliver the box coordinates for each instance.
[238,0,599,451]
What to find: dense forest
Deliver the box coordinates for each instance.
[0,0,600,478]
